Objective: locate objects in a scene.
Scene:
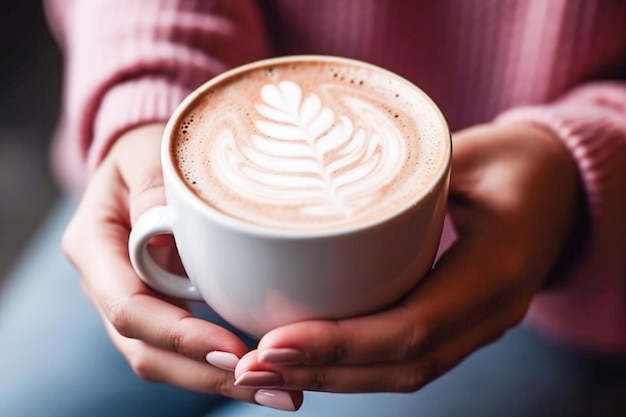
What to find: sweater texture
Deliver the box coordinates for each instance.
[45,0,626,354]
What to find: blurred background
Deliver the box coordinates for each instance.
[0,1,62,289]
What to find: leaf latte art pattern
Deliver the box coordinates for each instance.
[212,81,406,220]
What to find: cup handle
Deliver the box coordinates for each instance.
[128,206,203,300]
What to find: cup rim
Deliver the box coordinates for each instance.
[162,54,452,239]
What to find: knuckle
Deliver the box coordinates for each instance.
[394,363,434,393]
[106,297,135,338]
[165,317,193,356]
[310,322,350,364]
[329,339,350,364]
[392,372,423,393]
[214,374,234,395]
[127,347,159,382]
[393,378,421,393]
[215,372,248,398]
[397,323,432,360]
[308,370,332,392]
[169,328,186,356]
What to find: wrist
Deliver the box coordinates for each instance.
[88,78,190,173]
[493,120,585,287]
[105,123,168,164]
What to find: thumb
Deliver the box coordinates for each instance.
[108,123,168,223]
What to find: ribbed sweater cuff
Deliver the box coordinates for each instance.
[495,94,626,283]
[496,102,621,226]
[86,78,191,172]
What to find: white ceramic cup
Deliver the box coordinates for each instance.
[128,56,451,338]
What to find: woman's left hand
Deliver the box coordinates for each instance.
[230,122,582,394]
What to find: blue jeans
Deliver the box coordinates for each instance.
[1,199,624,417]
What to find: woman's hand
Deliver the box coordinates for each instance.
[232,122,581,394]
[62,123,303,409]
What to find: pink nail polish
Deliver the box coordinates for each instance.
[255,389,298,411]
[235,371,284,388]
[259,348,305,365]
[206,351,239,372]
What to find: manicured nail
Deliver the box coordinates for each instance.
[259,348,305,365]
[206,351,239,372]
[255,389,299,411]
[235,371,284,388]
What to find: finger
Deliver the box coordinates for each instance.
[79,234,248,363]
[256,235,524,367]
[64,161,249,362]
[115,332,305,411]
[106,320,254,400]
[100,291,251,361]
[111,123,168,223]
[237,302,516,393]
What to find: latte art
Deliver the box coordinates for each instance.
[214,80,405,219]
[173,59,448,230]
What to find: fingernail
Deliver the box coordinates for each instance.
[206,351,239,372]
[235,371,284,388]
[255,389,299,411]
[259,348,305,365]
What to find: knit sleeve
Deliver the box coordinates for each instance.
[44,0,271,189]
[495,82,626,351]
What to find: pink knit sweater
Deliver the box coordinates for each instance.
[45,0,626,354]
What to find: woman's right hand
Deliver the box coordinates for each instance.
[62,123,303,410]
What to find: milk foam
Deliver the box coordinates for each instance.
[173,60,448,230]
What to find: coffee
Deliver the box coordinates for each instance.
[171,57,448,231]
[132,56,451,336]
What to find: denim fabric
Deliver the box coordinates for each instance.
[1,198,624,417]
[0,200,224,417]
